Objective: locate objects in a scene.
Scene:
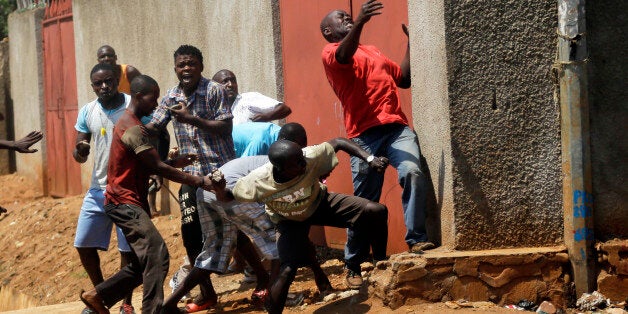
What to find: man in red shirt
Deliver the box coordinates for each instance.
[79,75,214,314]
[320,0,435,280]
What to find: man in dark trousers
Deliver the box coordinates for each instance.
[79,75,213,314]
[320,0,435,269]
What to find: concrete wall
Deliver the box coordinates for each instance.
[7,8,46,191]
[586,1,628,241]
[407,1,455,247]
[409,0,563,249]
[0,40,11,174]
[72,0,280,188]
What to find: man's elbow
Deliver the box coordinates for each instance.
[398,79,411,89]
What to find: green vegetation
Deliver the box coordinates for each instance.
[0,0,16,39]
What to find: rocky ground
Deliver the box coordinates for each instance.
[0,173,624,313]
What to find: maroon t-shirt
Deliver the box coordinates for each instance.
[105,109,154,211]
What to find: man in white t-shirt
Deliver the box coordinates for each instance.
[72,63,136,314]
[212,69,292,125]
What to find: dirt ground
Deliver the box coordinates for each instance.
[0,173,537,313]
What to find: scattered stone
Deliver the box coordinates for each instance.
[337,289,359,299]
[603,308,627,314]
[444,301,460,309]
[577,291,610,311]
[536,301,557,314]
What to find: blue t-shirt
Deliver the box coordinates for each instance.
[232,122,281,157]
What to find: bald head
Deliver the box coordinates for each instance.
[212,69,238,102]
[97,45,117,66]
[278,122,307,147]
[320,10,353,43]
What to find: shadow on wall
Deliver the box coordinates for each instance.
[422,152,443,247]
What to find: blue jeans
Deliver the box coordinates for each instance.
[345,124,428,264]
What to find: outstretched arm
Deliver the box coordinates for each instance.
[138,148,213,191]
[327,137,388,171]
[0,131,43,153]
[336,0,384,64]
[398,24,411,89]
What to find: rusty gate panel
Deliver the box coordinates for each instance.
[280,0,412,254]
[43,0,81,197]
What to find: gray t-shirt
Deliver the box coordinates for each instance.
[220,155,270,188]
[75,94,131,189]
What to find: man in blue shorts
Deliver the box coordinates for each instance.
[72,63,135,314]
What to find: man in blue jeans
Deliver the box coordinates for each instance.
[320,0,435,286]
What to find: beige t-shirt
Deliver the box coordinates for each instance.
[232,142,338,222]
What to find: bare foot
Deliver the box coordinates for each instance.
[80,289,110,314]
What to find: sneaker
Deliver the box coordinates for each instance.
[345,269,363,290]
[409,242,435,254]
[119,303,135,314]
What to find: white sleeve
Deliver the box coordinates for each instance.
[240,92,281,113]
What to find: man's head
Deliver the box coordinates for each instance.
[130,75,160,117]
[96,45,117,66]
[268,140,307,180]
[90,63,119,102]
[278,122,307,148]
[173,45,204,94]
[320,10,353,43]
[212,69,238,103]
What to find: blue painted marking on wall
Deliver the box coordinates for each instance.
[573,190,593,218]
[574,228,594,242]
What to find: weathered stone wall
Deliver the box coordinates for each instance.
[371,247,569,309]
[7,8,46,191]
[596,239,628,301]
[586,1,628,241]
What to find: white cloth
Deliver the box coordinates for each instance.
[231,92,282,126]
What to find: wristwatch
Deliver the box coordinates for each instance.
[366,155,376,163]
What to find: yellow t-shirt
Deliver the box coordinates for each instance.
[232,142,338,222]
[117,64,130,94]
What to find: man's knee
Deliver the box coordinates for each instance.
[364,202,388,219]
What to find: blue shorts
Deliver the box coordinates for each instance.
[74,188,131,252]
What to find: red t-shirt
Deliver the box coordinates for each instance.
[322,43,409,138]
[105,109,154,211]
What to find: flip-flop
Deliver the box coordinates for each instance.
[184,298,217,313]
[251,288,269,308]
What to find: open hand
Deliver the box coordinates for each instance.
[356,0,383,25]
[14,131,43,153]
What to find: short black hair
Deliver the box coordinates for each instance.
[130,75,159,94]
[90,63,115,77]
[174,45,203,66]
[278,122,307,147]
[268,140,301,168]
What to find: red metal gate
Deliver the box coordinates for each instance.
[280,0,413,254]
[42,0,81,197]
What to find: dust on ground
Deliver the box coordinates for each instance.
[0,173,524,313]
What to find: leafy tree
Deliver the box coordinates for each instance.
[0,0,16,39]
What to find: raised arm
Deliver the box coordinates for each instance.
[398,24,411,89]
[327,137,388,171]
[335,0,383,64]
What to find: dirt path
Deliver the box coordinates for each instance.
[0,173,522,313]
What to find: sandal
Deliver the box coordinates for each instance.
[184,298,217,313]
[250,288,269,308]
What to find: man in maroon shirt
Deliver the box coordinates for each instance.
[80,75,214,314]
